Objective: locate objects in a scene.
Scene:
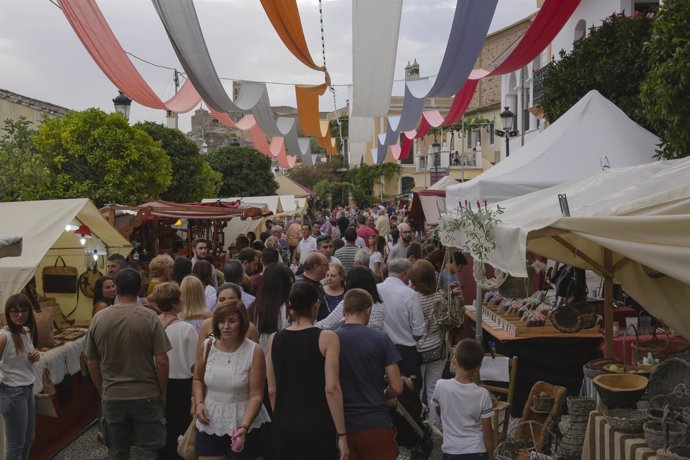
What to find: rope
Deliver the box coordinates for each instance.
[318,0,345,156]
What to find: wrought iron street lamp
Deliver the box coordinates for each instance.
[495,106,518,157]
[112,91,132,121]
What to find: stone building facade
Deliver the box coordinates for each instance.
[0,89,71,135]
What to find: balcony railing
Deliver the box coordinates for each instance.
[533,62,551,105]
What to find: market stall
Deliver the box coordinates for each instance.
[0,198,132,459]
[445,90,658,209]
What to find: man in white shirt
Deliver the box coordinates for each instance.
[377,258,426,395]
[294,223,318,267]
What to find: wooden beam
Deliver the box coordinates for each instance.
[552,235,612,277]
[604,249,614,359]
[612,257,631,273]
[528,227,569,240]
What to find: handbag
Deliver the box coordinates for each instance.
[177,338,214,460]
[420,345,444,364]
[42,256,78,293]
[36,369,57,418]
[79,266,103,298]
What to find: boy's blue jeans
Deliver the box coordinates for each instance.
[0,383,36,460]
[442,453,488,460]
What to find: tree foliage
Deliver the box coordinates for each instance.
[540,12,656,132]
[206,146,278,197]
[640,0,690,159]
[286,158,343,190]
[348,162,400,208]
[0,117,48,201]
[20,109,172,207]
[136,121,221,202]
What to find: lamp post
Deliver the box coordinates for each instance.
[430,141,441,185]
[113,91,132,121]
[495,106,518,157]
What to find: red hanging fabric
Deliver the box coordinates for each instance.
[480,0,582,77]
[59,0,200,113]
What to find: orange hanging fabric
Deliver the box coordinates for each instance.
[260,0,325,72]
[296,75,337,155]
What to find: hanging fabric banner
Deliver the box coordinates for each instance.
[295,78,337,155]
[350,0,402,117]
[59,0,200,113]
[152,0,311,159]
[260,0,325,72]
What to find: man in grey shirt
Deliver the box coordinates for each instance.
[387,222,413,261]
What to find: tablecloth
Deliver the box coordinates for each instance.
[33,332,87,394]
[582,410,659,460]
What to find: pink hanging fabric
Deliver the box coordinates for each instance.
[59,0,200,113]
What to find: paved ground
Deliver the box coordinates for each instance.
[53,422,443,459]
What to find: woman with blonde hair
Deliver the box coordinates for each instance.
[147,254,175,296]
[180,275,212,333]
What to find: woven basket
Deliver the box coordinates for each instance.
[643,420,688,450]
[649,384,690,419]
[584,358,623,380]
[532,393,555,413]
[605,408,648,433]
[649,359,690,401]
[633,327,690,364]
[567,396,597,416]
[551,305,583,333]
[668,445,690,460]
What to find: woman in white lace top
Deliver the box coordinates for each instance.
[193,300,270,459]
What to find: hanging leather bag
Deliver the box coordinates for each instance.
[42,256,78,293]
[79,266,103,298]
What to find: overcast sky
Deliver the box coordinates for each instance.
[0,0,537,133]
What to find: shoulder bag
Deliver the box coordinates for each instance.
[177,339,213,460]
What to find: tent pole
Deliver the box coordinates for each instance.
[604,249,614,358]
[475,283,483,343]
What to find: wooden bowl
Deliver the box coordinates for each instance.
[593,373,648,409]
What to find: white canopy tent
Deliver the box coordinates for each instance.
[441,158,690,347]
[0,236,22,259]
[445,90,659,210]
[0,199,132,317]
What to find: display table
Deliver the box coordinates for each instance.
[582,410,658,460]
[462,309,603,416]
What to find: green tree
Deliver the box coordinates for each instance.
[348,162,400,208]
[286,159,342,190]
[26,109,171,206]
[640,0,690,158]
[0,117,49,201]
[540,12,656,131]
[206,146,278,196]
[136,122,221,202]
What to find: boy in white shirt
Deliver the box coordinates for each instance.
[432,339,494,460]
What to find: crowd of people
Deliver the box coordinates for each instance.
[1,204,495,460]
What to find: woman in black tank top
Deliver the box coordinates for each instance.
[267,283,348,460]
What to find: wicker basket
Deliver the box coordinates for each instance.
[593,373,648,409]
[648,358,690,401]
[551,305,583,333]
[643,420,688,450]
[649,385,690,419]
[567,396,597,416]
[584,358,623,380]
[668,445,690,460]
[633,327,690,364]
[495,420,554,460]
[532,393,555,413]
[605,408,648,433]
